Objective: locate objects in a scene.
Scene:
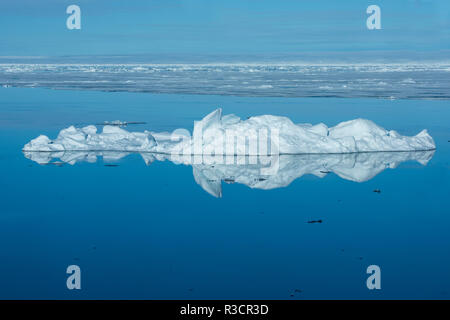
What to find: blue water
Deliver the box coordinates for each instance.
[0,87,449,299]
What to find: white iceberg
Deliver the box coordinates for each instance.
[23,108,435,154]
[22,109,437,197]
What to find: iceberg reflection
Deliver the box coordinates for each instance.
[23,150,434,198]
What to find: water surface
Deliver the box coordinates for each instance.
[0,87,449,299]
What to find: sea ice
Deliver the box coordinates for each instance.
[24,125,156,152]
[23,108,435,154]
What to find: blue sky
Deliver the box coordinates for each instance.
[0,0,449,61]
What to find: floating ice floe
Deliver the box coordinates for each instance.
[23,109,436,197]
[23,108,435,154]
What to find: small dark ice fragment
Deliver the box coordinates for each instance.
[307,219,322,224]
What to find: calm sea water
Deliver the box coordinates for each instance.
[0,87,449,299]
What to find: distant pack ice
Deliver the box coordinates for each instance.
[23,108,435,154]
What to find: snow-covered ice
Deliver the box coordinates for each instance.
[23,109,435,154]
[23,125,156,152]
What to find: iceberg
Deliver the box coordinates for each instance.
[23,108,435,155]
[23,109,436,197]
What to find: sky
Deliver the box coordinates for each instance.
[0,0,449,62]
